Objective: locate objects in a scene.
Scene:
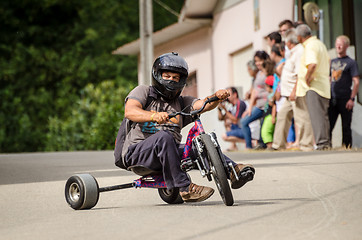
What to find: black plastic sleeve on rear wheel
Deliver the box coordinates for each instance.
[158,188,184,204]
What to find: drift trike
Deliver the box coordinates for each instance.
[65,96,252,209]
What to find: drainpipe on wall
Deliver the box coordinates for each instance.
[319,9,324,43]
[139,0,154,85]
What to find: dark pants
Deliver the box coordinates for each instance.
[328,98,353,148]
[124,130,234,190]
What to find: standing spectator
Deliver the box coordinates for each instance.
[219,87,247,151]
[270,44,286,112]
[278,19,295,59]
[279,20,294,38]
[270,44,286,141]
[329,35,360,148]
[266,31,282,49]
[241,51,269,149]
[270,44,285,94]
[272,29,304,150]
[296,24,331,150]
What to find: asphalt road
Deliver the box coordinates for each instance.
[1,149,362,240]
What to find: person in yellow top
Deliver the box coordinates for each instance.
[296,24,331,150]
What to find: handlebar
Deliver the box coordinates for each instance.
[168,96,220,118]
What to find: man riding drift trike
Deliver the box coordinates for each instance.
[115,52,255,203]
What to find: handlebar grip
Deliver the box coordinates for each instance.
[208,96,220,103]
[168,113,177,118]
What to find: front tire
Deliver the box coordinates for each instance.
[200,134,234,206]
[65,174,99,210]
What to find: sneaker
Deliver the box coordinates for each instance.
[179,183,215,202]
[315,145,331,151]
[253,144,266,150]
[230,164,255,189]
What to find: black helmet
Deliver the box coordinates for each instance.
[152,52,188,100]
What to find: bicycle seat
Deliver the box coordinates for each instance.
[127,165,162,176]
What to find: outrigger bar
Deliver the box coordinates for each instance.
[99,183,134,193]
[99,175,167,193]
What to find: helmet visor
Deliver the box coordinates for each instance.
[158,78,186,91]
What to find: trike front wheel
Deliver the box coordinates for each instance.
[200,134,234,206]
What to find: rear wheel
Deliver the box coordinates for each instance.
[65,174,99,210]
[158,188,184,204]
[200,134,234,206]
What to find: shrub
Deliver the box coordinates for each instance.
[46,80,134,151]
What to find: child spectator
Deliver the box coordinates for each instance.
[261,60,277,149]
